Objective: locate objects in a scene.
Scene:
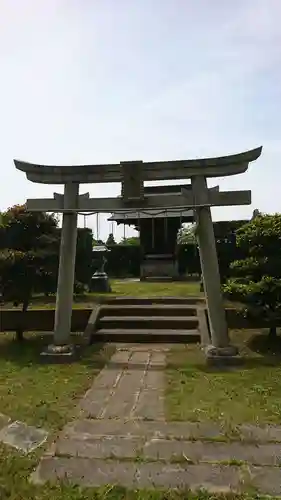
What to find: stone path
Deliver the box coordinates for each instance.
[32,344,281,495]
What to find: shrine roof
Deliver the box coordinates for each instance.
[14,146,262,184]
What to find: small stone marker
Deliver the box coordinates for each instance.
[0,421,48,453]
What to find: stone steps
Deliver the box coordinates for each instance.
[100,296,203,305]
[91,297,203,344]
[98,316,199,330]
[99,304,198,317]
[93,328,200,343]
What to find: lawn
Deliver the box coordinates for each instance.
[166,329,281,427]
[0,333,114,430]
[2,280,201,309]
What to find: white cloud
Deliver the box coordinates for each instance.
[0,0,280,241]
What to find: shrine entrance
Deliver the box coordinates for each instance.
[14,146,262,360]
[109,184,193,281]
[109,185,220,281]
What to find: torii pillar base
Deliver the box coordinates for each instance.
[204,345,241,367]
[192,175,239,364]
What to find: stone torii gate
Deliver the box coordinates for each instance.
[14,146,262,359]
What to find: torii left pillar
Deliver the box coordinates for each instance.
[43,182,79,359]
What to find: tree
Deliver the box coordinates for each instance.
[106,233,117,246]
[223,213,281,340]
[119,236,140,245]
[93,238,105,247]
[177,224,196,244]
[0,205,58,341]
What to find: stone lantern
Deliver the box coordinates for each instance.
[91,245,111,293]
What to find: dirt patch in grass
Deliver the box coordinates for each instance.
[166,329,281,427]
[0,333,115,431]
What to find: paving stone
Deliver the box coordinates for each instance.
[63,419,224,441]
[118,344,174,352]
[149,352,166,368]
[135,463,242,491]
[239,423,281,443]
[129,351,150,364]
[143,370,164,390]
[248,466,281,495]
[63,418,132,437]
[143,439,281,466]
[133,389,165,420]
[55,434,142,459]
[163,421,225,440]
[90,368,123,390]
[32,457,243,491]
[110,350,132,364]
[0,421,48,453]
[31,457,138,487]
[103,372,145,419]
[0,413,11,430]
[79,389,110,417]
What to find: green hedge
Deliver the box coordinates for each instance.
[0,226,94,292]
[102,245,141,277]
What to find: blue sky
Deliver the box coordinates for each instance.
[1,0,280,241]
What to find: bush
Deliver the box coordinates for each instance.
[224,214,281,338]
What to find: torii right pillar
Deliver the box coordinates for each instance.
[191,175,238,362]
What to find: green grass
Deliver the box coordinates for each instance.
[0,333,114,430]
[166,329,281,427]
[2,280,200,309]
[109,279,200,297]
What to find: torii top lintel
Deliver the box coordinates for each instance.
[14,146,262,185]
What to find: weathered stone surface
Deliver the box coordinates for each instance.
[91,368,123,390]
[121,344,176,352]
[55,434,142,459]
[149,352,166,368]
[79,389,110,417]
[64,419,224,440]
[118,344,178,352]
[31,457,137,487]
[132,389,165,420]
[135,463,242,491]
[78,344,167,420]
[249,466,281,495]
[32,458,243,491]
[54,431,281,466]
[129,351,151,365]
[143,439,281,466]
[239,423,281,443]
[109,350,132,365]
[0,421,48,453]
[163,421,224,440]
[0,413,11,431]
[143,370,163,390]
